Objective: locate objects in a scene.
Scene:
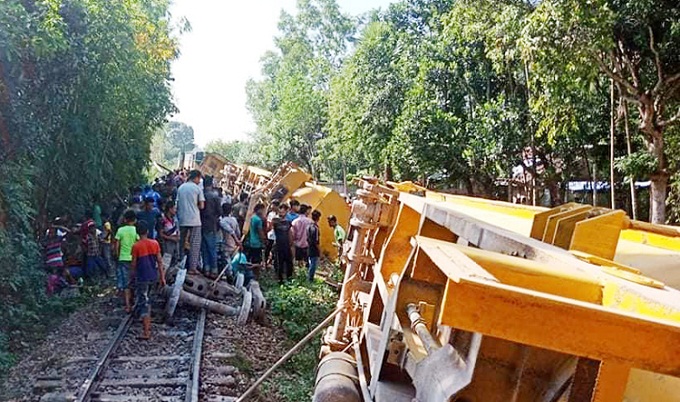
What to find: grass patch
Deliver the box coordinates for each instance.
[259,267,338,401]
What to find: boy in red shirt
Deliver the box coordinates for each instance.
[131,221,166,340]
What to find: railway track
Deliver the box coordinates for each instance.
[81,307,205,402]
[39,305,207,402]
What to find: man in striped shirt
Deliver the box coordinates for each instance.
[44,226,65,270]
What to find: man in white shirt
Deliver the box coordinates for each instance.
[177,170,205,274]
[291,204,313,270]
[219,204,241,257]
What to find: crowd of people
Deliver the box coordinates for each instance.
[42,167,347,338]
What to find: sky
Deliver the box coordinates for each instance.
[169,0,395,147]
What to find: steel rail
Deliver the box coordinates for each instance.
[74,314,133,402]
[186,308,206,402]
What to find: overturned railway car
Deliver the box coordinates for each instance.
[217,161,680,401]
[314,178,680,402]
[219,162,350,261]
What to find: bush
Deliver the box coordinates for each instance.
[0,332,15,375]
[260,269,338,401]
[264,270,337,340]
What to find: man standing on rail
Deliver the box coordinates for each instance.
[327,215,346,259]
[200,175,222,279]
[177,169,205,275]
[130,221,165,340]
[291,204,312,271]
[219,203,241,276]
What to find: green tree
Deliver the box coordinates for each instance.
[205,139,263,166]
[324,21,407,180]
[525,0,680,222]
[166,121,196,161]
[0,0,178,369]
[246,0,355,178]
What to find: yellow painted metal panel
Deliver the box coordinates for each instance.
[245,165,272,178]
[530,203,587,240]
[376,204,421,281]
[291,184,350,261]
[542,206,592,244]
[621,229,680,252]
[593,361,631,402]
[412,236,680,375]
[428,191,544,219]
[414,237,603,303]
[624,370,680,402]
[439,278,680,376]
[570,210,627,260]
[273,169,311,202]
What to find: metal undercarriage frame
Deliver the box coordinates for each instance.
[328,186,680,402]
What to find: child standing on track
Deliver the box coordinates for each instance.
[130,221,165,340]
[115,210,139,313]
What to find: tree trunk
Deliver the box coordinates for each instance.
[465,178,474,196]
[622,102,637,220]
[648,134,668,224]
[650,175,668,224]
[342,160,348,196]
[384,161,393,182]
[547,179,563,207]
[592,160,598,206]
[609,79,616,209]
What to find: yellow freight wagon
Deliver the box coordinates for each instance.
[313,179,680,402]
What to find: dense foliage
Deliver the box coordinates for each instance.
[0,0,178,371]
[204,139,265,167]
[246,0,680,223]
[262,269,337,401]
[151,121,196,168]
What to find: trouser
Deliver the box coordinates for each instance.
[295,247,309,267]
[201,231,218,275]
[179,226,202,271]
[163,240,179,267]
[101,243,113,273]
[308,256,319,281]
[86,255,108,278]
[116,262,131,290]
[135,281,154,318]
[247,247,263,264]
[276,246,293,282]
[264,239,274,264]
[247,247,263,279]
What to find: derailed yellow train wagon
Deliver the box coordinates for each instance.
[314,179,680,402]
[219,161,350,261]
[290,183,351,260]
